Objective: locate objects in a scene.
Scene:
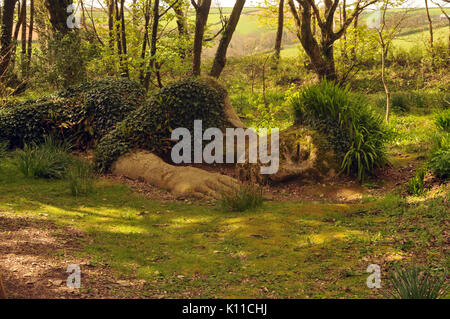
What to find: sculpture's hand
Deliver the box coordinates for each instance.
[112,151,240,199]
[166,167,239,199]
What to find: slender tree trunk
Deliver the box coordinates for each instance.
[26,0,34,75]
[351,14,358,63]
[0,0,17,80]
[381,46,390,122]
[107,0,115,49]
[144,0,161,89]
[173,2,188,59]
[192,0,212,76]
[139,0,151,84]
[274,0,284,61]
[44,0,73,35]
[20,0,27,76]
[119,0,128,77]
[210,0,246,78]
[424,0,434,66]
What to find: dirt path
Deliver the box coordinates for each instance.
[0,213,147,299]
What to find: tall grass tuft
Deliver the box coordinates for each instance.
[219,183,264,212]
[406,169,426,196]
[385,265,448,299]
[0,141,7,159]
[66,158,95,196]
[290,80,389,182]
[435,108,450,132]
[14,136,72,179]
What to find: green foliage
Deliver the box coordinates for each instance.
[14,136,72,179]
[407,169,426,196]
[435,108,450,132]
[385,265,447,299]
[230,90,293,129]
[218,183,264,212]
[391,93,410,113]
[428,110,450,180]
[66,159,95,197]
[34,32,89,89]
[428,135,450,180]
[95,78,228,171]
[0,78,145,149]
[290,80,388,181]
[0,141,7,159]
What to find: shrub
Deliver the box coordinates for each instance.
[435,109,450,132]
[0,141,7,159]
[291,80,388,182]
[218,183,264,212]
[407,169,426,196]
[66,159,95,196]
[428,141,450,180]
[391,93,410,113]
[95,77,229,171]
[385,265,447,299]
[0,78,145,149]
[14,136,72,179]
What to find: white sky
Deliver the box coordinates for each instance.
[214,0,448,8]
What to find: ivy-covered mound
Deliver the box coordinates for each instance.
[95,78,230,172]
[0,78,145,149]
[290,80,389,182]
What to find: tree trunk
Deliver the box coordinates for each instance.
[144,0,161,89]
[274,0,284,61]
[381,47,390,123]
[0,0,17,80]
[424,0,434,66]
[44,0,73,35]
[119,0,128,78]
[209,0,246,78]
[173,1,188,59]
[192,0,212,76]
[107,0,115,49]
[139,0,151,84]
[21,0,27,77]
[26,0,34,75]
[288,0,337,81]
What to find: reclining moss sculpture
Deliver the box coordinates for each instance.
[0,77,338,198]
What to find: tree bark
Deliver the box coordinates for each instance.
[173,1,188,59]
[44,0,73,35]
[107,0,115,49]
[287,0,376,81]
[139,0,151,84]
[209,0,246,78]
[424,0,434,66]
[119,0,128,77]
[192,0,212,76]
[0,0,17,80]
[26,0,34,75]
[274,0,284,61]
[21,0,27,76]
[144,0,161,89]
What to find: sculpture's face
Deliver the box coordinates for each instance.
[237,126,337,184]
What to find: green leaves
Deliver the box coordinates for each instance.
[407,168,426,196]
[291,80,388,182]
[385,265,448,299]
[95,78,229,171]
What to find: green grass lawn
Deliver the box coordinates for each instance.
[1,132,448,298]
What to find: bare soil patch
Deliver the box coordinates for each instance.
[0,213,149,299]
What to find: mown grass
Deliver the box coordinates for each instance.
[0,156,447,298]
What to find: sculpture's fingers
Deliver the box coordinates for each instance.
[218,175,240,189]
[198,183,221,199]
[191,191,214,200]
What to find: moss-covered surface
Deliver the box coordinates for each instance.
[1,158,447,298]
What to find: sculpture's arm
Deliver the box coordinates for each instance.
[111,151,239,199]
